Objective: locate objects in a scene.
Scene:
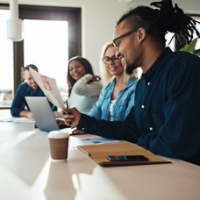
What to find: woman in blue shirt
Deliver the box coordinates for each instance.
[71,42,138,134]
[89,42,138,121]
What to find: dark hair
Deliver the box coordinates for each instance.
[24,64,38,72]
[117,0,200,46]
[67,56,94,97]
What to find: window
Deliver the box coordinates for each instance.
[165,32,175,51]
[0,9,14,107]
[0,4,81,108]
[23,19,69,101]
[192,16,200,51]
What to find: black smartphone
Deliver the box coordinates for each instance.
[107,155,149,162]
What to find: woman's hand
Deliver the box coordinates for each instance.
[91,75,101,81]
[61,107,81,128]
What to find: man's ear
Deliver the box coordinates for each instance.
[137,28,146,44]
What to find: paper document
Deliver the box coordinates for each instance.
[30,68,65,109]
[0,117,35,124]
[73,136,120,146]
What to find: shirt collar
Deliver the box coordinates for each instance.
[26,82,39,93]
[111,76,137,87]
[124,76,137,89]
[141,47,172,81]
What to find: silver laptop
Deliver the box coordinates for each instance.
[25,97,59,132]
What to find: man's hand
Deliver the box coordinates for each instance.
[55,118,66,127]
[72,129,86,134]
[26,112,34,119]
[19,110,34,119]
[61,107,81,128]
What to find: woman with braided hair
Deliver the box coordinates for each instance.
[61,0,200,165]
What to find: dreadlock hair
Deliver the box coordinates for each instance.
[67,56,94,97]
[116,0,200,46]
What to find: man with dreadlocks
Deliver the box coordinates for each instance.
[61,0,200,165]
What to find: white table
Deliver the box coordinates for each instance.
[0,117,200,200]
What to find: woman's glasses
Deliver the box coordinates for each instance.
[102,55,123,65]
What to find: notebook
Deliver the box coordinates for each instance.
[78,141,171,167]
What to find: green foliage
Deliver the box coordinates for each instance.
[179,38,200,55]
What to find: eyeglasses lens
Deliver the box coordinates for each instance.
[103,57,119,64]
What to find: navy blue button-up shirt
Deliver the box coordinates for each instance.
[11,82,57,116]
[77,48,200,165]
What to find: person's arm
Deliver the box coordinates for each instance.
[62,56,200,163]
[10,84,26,117]
[73,74,103,96]
[88,86,106,119]
[83,80,137,138]
[19,110,34,118]
[61,107,140,143]
[48,101,57,111]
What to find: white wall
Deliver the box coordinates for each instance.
[127,0,200,14]
[0,0,129,75]
[1,0,200,74]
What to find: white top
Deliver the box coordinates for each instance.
[68,74,103,114]
[108,99,116,121]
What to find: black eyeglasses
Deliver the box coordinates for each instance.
[113,29,137,50]
[102,56,121,65]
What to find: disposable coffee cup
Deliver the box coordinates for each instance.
[48,130,69,161]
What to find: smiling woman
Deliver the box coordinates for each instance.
[89,42,138,121]
[69,60,87,81]
[67,56,103,115]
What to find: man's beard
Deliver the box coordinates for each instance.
[125,63,138,75]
